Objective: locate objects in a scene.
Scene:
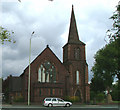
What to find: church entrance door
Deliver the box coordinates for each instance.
[75,89,81,102]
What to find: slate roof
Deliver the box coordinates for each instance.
[68,5,85,45]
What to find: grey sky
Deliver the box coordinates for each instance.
[0,0,119,81]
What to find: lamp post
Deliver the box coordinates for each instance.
[28,31,35,105]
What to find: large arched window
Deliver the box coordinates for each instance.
[38,61,56,83]
[74,48,80,60]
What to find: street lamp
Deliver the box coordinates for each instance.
[28,31,35,105]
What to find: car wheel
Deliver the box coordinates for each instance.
[48,103,53,107]
[66,103,70,107]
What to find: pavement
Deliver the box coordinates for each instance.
[0,104,119,110]
[1,103,120,108]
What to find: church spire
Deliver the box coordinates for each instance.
[68,5,79,43]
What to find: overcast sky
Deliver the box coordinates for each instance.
[0,0,119,81]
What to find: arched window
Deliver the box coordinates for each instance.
[38,61,56,83]
[76,70,80,84]
[74,48,80,60]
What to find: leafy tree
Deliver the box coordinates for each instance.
[0,26,16,44]
[91,42,117,91]
[91,41,119,102]
[91,2,120,102]
[90,75,105,94]
[107,2,120,41]
[106,2,120,84]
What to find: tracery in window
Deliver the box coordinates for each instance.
[74,48,80,60]
[38,61,56,83]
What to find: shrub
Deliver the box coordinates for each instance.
[13,95,24,102]
[64,96,80,102]
[90,91,96,101]
[96,93,105,102]
[111,90,120,101]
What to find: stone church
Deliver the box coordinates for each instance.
[3,6,90,103]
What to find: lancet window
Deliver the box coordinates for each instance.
[76,70,80,84]
[74,47,80,60]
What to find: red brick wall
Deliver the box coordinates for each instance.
[21,47,69,102]
[63,42,90,103]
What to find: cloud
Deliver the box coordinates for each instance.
[1,0,119,81]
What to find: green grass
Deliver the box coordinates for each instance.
[112,101,120,103]
[90,100,120,105]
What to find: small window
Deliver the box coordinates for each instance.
[76,70,80,84]
[39,89,41,97]
[74,48,80,60]
[45,98,51,101]
[52,98,57,101]
[58,98,64,102]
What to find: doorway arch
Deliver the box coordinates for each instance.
[74,89,81,102]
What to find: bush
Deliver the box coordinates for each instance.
[96,93,105,102]
[111,90,119,101]
[13,95,24,102]
[64,96,80,102]
[90,91,96,101]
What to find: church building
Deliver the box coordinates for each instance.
[21,5,90,103]
[3,6,90,103]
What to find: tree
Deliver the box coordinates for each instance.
[91,42,116,92]
[90,75,105,103]
[106,2,120,83]
[107,2,120,41]
[90,74,105,94]
[91,1,120,102]
[91,39,120,101]
[0,26,16,44]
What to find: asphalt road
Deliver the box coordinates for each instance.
[1,105,120,110]
[1,108,119,110]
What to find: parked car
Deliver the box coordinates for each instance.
[43,98,72,107]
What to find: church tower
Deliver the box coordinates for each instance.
[63,5,90,103]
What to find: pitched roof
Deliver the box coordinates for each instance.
[21,45,65,76]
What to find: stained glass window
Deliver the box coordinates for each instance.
[38,61,56,83]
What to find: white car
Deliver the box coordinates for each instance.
[43,98,72,107]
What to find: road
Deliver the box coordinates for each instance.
[1,104,120,110]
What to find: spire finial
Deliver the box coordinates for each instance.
[72,4,74,11]
[72,4,74,8]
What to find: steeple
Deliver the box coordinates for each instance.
[68,5,84,45]
[68,5,79,43]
